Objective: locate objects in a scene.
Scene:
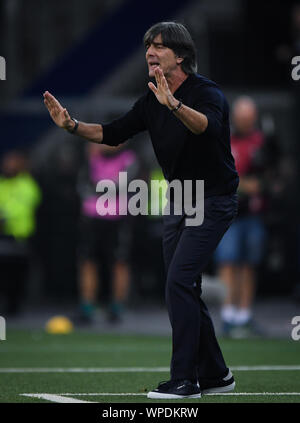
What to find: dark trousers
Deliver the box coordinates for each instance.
[163,193,238,381]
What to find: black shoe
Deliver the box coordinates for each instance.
[200,370,235,394]
[147,379,201,399]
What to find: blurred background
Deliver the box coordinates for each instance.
[0,0,299,338]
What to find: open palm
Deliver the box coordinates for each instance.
[148,67,173,107]
[43,91,73,129]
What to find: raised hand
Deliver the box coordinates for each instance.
[148,67,177,110]
[43,91,74,130]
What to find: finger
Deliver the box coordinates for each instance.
[43,93,52,108]
[44,96,53,111]
[44,91,54,103]
[158,67,165,80]
[63,108,70,119]
[154,67,161,85]
[157,67,164,81]
[158,68,163,85]
[49,95,61,110]
[160,71,169,89]
[45,99,59,118]
[148,82,158,94]
[157,68,169,91]
[44,98,51,111]
[158,67,167,86]
[47,92,62,110]
[45,96,58,112]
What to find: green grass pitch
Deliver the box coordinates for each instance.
[0,329,300,403]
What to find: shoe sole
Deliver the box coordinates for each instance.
[201,381,235,395]
[147,392,202,399]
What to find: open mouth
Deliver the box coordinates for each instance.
[148,62,160,69]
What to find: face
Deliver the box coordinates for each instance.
[232,100,257,135]
[292,5,300,30]
[145,33,183,78]
[1,152,25,177]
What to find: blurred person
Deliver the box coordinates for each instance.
[275,2,300,299]
[130,167,167,303]
[264,154,300,298]
[76,142,138,324]
[35,143,81,299]
[43,22,239,399]
[275,3,300,171]
[145,167,167,299]
[275,3,300,69]
[0,150,41,315]
[215,96,268,337]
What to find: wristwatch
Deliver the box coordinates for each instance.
[67,118,79,134]
[171,101,182,112]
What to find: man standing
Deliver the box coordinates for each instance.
[44,22,239,399]
[215,96,267,338]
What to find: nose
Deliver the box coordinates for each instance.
[146,43,155,59]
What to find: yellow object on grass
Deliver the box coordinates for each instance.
[45,316,74,334]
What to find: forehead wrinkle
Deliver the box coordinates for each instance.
[152,41,164,47]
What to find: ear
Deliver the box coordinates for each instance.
[176,56,184,65]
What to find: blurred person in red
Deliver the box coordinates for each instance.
[0,150,41,315]
[76,142,138,324]
[215,97,267,337]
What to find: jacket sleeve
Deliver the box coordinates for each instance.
[193,86,226,139]
[102,96,147,146]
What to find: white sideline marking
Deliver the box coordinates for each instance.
[2,365,300,373]
[0,367,169,373]
[231,366,300,371]
[207,393,300,396]
[21,392,300,403]
[21,394,94,403]
[52,392,300,396]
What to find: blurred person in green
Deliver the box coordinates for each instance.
[0,150,41,315]
[131,166,167,302]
